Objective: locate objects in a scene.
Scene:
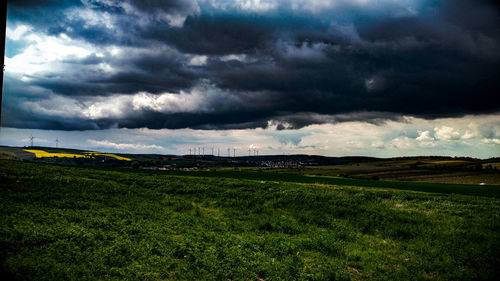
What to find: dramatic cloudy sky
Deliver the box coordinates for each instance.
[1,0,499,157]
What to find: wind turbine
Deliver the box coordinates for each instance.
[55,137,59,148]
[233,148,236,157]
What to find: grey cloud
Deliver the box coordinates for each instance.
[3,0,500,130]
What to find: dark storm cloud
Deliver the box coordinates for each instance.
[3,0,500,130]
[30,61,198,96]
[141,12,323,55]
[7,0,83,33]
[107,110,271,131]
[128,0,198,14]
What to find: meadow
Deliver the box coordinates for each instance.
[1,159,499,280]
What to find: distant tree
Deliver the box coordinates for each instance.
[132,161,140,169]
[474,164,483,171]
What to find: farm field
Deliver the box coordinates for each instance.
[254,158,500,185]
[2,146,499,186]
[1,159,500,280]
[23,149,131,161]
[0,146,132,162]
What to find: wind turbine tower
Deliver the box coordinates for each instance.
[55,137,59,148]
[29,135,35,147]
[233,148,236,157]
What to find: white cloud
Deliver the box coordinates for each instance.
[87,139,165,151]
[188,55,208,66]
[288,0,422,14]
[21,93,130,121]
[280,41,328,61]
[204,0,423,15]
[158,12,190,27]
[365,78,376,91]
[6,24,32,40]
[21,94,86,119]
[5,30,92,75]
[482,138,500,145]
[132,91,207,113]
[462,129,477,140]
[416,130,436,147]
[83,95,131,120]
[390,136,414,149]
[220,54,248,62]
[131,82,242,114]
[434,126,462,140]
[21,82,249,121]
[66,8,115,29]
[237,0,278,12]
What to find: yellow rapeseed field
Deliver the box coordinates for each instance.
[24,150,131,161]
[24,150,86,158]
[84,152,131,161]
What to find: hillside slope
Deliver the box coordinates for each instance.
[1,160,499,280]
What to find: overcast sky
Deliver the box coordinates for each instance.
[1,0,499,157]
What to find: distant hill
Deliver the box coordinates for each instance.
[0,145,497,168]
[1,145,499,185]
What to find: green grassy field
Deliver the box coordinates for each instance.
[1,160,499,280]
[140,168,500,198]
